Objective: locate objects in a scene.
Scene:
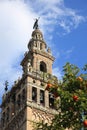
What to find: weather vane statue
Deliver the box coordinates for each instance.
[33,17,40,30]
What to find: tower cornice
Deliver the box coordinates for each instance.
[32,49,55,61]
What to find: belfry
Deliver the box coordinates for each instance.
[0,19,58,130]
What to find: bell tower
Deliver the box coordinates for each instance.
[21,26,54,75]
[0,20,58,130]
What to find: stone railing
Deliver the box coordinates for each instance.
[27,101,58,115]
[27,70,58,84]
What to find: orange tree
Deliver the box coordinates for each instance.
[35,62,87,130]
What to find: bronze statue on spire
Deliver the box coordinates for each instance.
[33,17,40,29]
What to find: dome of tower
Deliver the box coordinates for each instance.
[32,29,43,38]
[28,28,47,51]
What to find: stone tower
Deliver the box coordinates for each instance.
[0,21,58,130]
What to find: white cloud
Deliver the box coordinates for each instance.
[28,0,86,35]
[0,0,36,96]
[53,67,62,80]
[61,48,74,59]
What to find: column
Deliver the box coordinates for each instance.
[45,91,49,108]
[37,88,40,104]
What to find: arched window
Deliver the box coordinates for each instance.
[22,89,26,101]
[40,90,44,105]
[6,107,10,121]
[40,61,47,72]
[40,43,43,50]
[2,112,5,127]
[32,87,37,102]
[49,93,54,108]
[17,94,21,107]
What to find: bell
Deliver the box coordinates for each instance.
[50,93,54,99]
[40,95,43,101]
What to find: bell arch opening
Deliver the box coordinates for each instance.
[40,61,47,72]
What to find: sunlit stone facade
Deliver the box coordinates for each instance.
[0,26,58,130]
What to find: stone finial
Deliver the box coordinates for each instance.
[47,47,51,54]
[27,59,32,72]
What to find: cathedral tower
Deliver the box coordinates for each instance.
[0,20,58,130]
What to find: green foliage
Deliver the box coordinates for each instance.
[83,64,87,71]
[35,62,87,130]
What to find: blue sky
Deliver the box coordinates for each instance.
[0,0,87,101]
